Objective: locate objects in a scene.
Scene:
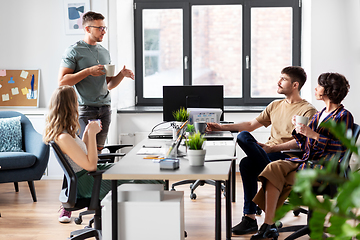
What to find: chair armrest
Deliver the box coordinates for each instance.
[98,153,126,163]
[103,144,133,153]
[87,170,105,210]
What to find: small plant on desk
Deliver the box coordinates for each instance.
[186,132,206,166]
[186,124,195,134]
[172,107,189,122]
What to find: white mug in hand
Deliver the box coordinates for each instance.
[88,119,101,127]
[295,115,309,127]
[104,64,115,77]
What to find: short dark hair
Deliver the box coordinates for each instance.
[318,73,350,104]
[82,11,104,26]
[281,66,307,91]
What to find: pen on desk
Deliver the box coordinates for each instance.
[176,120,189,135]
[143,156,165,160]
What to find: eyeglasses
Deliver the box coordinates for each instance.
[88,26,107,32]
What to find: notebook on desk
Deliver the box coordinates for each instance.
[203,131,234,140]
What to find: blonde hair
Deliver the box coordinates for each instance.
[43,85,80,144]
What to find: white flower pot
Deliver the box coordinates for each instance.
[187,149,206,166]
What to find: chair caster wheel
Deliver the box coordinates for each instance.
[171,188,176,191]
[190,193,197,200]
[184,230,187,238]
[293,209,301,216]
[74,217,82,225]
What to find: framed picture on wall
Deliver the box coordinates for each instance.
[63,0,90,35]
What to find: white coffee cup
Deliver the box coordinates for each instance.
[194,121,207,134]
[88,119,101,127]
[295,115,309,126]
[104,64,115,77]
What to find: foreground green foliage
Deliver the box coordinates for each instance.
[186,132,206,150]
[172,107,189,122]
[275,120,360,239]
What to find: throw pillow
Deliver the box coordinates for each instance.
[0,116,23,152]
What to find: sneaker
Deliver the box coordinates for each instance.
[232,216,258,235]
[58,207,71,223]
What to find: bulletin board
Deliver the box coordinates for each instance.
[0,69,40,108]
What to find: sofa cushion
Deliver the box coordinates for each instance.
[0,152,36,170]
[0,116,23,152]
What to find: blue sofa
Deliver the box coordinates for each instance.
[0,111,50,202]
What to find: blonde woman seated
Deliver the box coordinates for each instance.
[251,73,354,240]
[43,86,163,222]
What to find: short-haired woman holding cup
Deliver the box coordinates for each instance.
[249,73,354,240]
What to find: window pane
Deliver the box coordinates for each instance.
[251,7,292,98]
[192,5,242,98]
[143,9,183,98]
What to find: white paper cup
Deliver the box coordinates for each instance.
[88,119,101,127]
[104,64,115,77]
[194,121,207,134]
[295,116,309,126]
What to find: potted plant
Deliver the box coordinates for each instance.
[172,107,189,122]
[186,124,195,135]
[186,132,206,166]
[172,107,190,140]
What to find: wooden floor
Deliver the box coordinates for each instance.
[0,173,308,240]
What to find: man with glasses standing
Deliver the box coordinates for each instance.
[57,11,134,223]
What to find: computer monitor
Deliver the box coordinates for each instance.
[163,85,224,122]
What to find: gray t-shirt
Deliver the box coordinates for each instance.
[60,40,111,106]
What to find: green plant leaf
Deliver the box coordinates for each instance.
[309,210,327,240]
[187,132,205,150]
[172,107,189,122]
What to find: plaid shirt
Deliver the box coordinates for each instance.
[286,104,353,170]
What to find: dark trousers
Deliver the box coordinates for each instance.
[237,131,289,215]
[78,105,112,149]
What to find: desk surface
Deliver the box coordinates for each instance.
[103,138,232,181]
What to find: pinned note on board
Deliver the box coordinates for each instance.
[0,69,40,107]
[2,94,10,101]
[20,70,29,79]
[11,87,19,95]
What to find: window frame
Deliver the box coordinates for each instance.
[134,0,301,107]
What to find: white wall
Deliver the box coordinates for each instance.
[302,0,360,121]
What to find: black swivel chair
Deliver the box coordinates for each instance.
[278,123,360,240]
[50,141,104,240]
[74,144,133,225]
[171,179,226,199]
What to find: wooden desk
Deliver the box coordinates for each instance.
[103,138,234,240]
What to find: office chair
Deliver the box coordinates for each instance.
[278,123,360,240]
[50,141,104,240]
[74,144,133,225]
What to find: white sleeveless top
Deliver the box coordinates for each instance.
[63,134,87,173]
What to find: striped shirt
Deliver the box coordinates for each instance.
[286,104,353,170]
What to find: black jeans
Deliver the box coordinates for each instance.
[78,105,112,149]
